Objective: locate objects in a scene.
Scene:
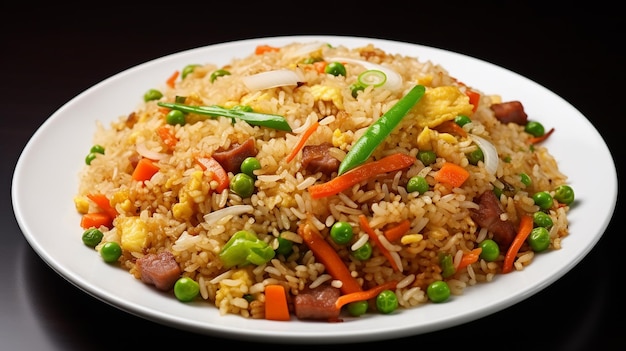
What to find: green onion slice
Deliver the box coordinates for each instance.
[358,69,387,87]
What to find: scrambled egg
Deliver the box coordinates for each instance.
[310,84,344,109]
[116,216,148,253]
[412,86,473,128]
[172,170,205,221]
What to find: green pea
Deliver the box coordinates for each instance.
[533,211,553,228]
[182,64,200,79]
[100,242,122,263]
[352,241,372,261]
[82,228,104,248]
[478,239,500,261]
[406,175,429,194]
[454,115,472,127]
[427,280,451,303]
[275,234,294,256]
[375,290,398,314]
[210,69,231,83]
[324,61,346,76]
[527,227,550,252]
[467,147,484,165]
[554,184,575,205]
[174,277,200,302]
[330,221,353,245]
[143,89,163,102]
[519,173,532,187]
[229,173,255,198]
[417,150,437,166]
[240,157,261,178]
[524,121,545,137]
[166,109,186,125]
[350,83,365,98]
[347,300,369,316]
[85,152,98,165]
[532,191,553,210]
[90,144,105,155]
[439,253,455,278]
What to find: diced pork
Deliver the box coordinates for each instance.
[293,284,342,322]
[212,138,257,174]
[490,101,528,125]
[136,251,181,291]
[301,143,340,176]
[469,191,517,250]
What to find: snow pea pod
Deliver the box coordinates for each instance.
[338,84,426,175]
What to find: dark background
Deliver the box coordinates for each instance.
[2,3,623,350]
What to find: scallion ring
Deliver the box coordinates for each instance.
[358,69,387,87]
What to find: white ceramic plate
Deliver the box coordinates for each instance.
[12,35,617,344]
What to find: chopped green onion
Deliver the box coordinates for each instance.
[358,69,387,87]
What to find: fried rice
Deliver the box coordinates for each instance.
[74,41,571,320]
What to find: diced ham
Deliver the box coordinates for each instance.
[212,138,257,174]
[136,251,181,291]
[490,101,528,125]
[293,284,342,322]
[469,191,517,250]
[301,143,340,176]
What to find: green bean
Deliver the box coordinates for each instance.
[337,85,425,175]
[157,102,292,132]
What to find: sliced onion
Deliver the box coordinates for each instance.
[325,56,403,91]
[286,41,327,59]
[242,69,304,91]
[469,134,499,176]
[203,205,254,226]
[136,143,168,160]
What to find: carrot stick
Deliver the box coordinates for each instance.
[285,120,319,163]
[308,153,416,199]
[335,280,398,310]
[434,162,470,188]
[264,284,291,321]
[456,247,482,271]
[313,61,327,73]
[383,219,411,242]
[86,193,118,219]
[132,158,160,181]
[166,70,180,88]
[528,127,555,144]
[298,221,362,294]
[80,212,113,229]
[502,214,534,273]
[359,215,401,272]
[157,125,178,148]
[465,89,480,113]
[194,155,230,193]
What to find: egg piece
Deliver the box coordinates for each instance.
[413,86,474,128]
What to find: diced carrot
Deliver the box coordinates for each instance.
[465,89,480,113]
[194,155,229,193]
[359,215,401,272]
[502,214,534,273]
[313,61,327,73]
[157,125,178,148]
[383,219,411,242]
[298,221,362,294]
[456,247,482,271]
[264,284,291,321]
[285,121,319,163]
[308,153,416,199]
[335,280,398,310]
[434,162,470,188]
[166,70,180,88]
[86,193,118,219]
[132,158,160,181]
[255,45,280,55]
[80,212,112,229]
